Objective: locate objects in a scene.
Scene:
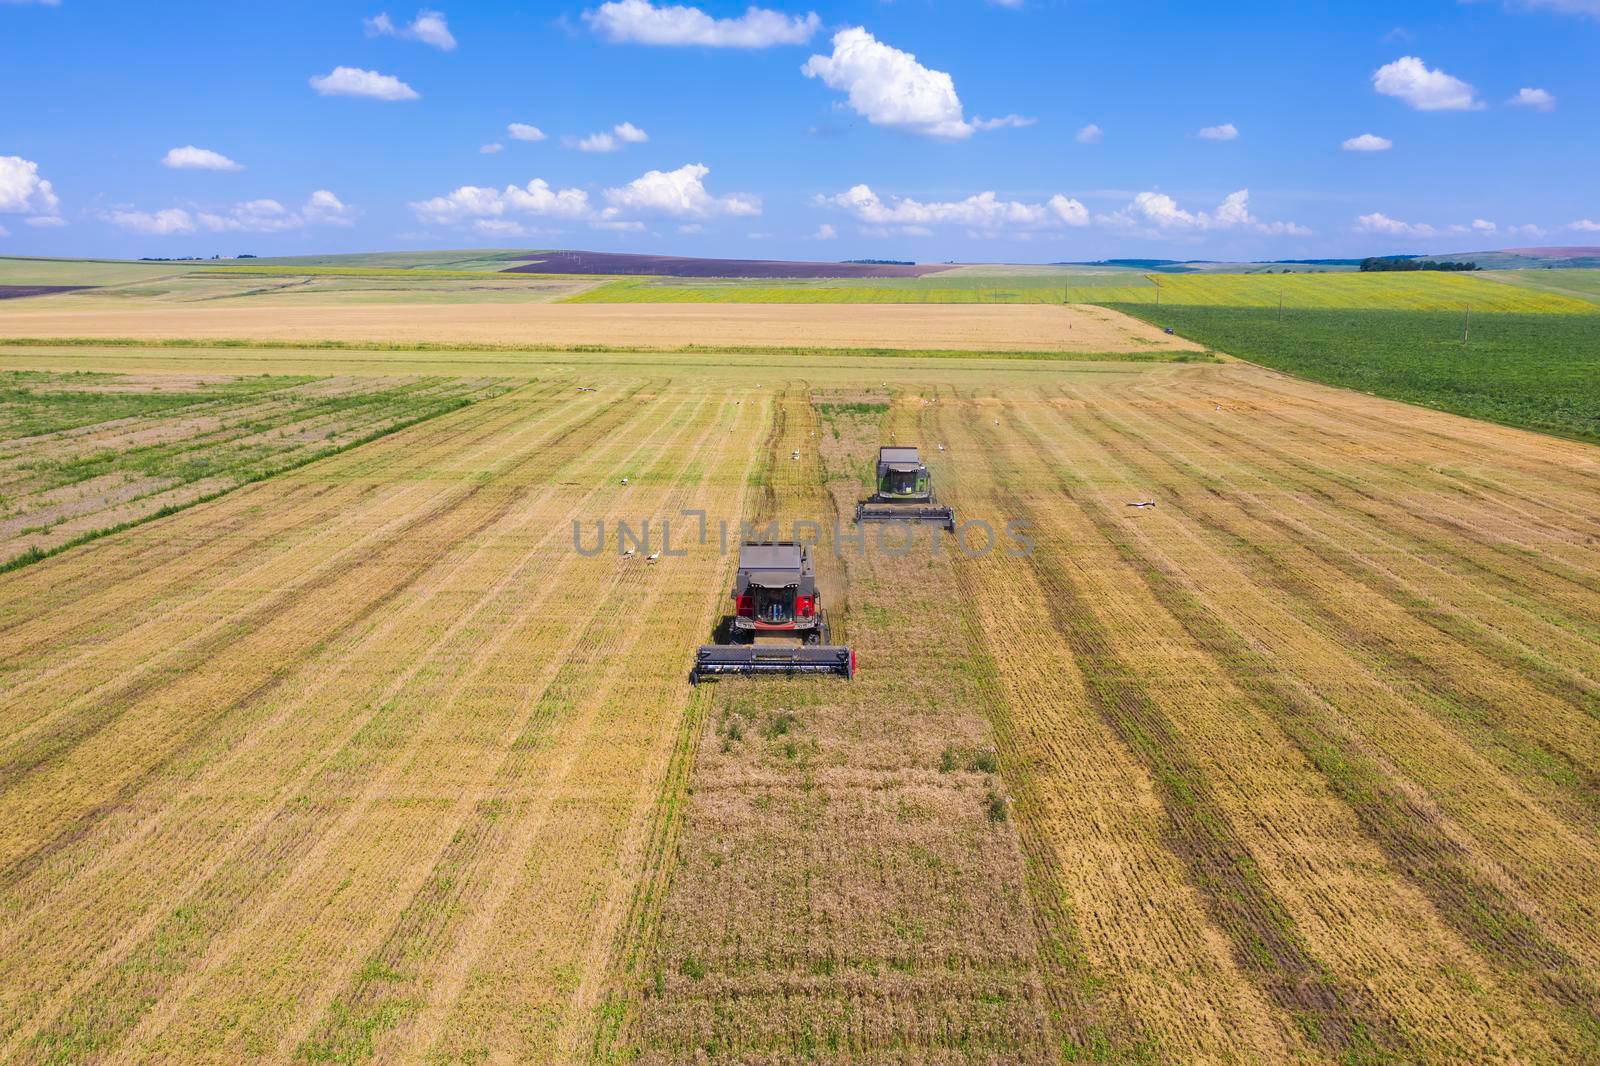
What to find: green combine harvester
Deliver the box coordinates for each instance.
[855,446,955,531]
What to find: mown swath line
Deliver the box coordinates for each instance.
[0,387,643,891]
[1016,401,1600,1053]
[289,388,722,1062]
[923,393,1149,1061]
[1159,376,1600,652]
[586,390,782,1060]
[12,385,665,1060]
[1087,395,1600,808]
[0,380,571,664]
[1180,388,1600,604]
[955,402,1411,1062]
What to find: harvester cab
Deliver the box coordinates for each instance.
[855,445,956,531]
[690,542,856,683]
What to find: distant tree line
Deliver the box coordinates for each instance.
[1359,257,1478,272]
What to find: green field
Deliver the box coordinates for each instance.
[566,269,1595,312]
[1481,268,1600,307]
[1114,303,1600,443]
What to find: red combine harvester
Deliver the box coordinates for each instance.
[690,542,855,683]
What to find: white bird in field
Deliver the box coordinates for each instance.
[647,552,661,562]
[938,443,946,451]
[621,477,629,485]
[1127,501,1156,509]
[994,419,1000,426]
[623,547,635,557]
[577,386,596,392]
[791,451,799,460]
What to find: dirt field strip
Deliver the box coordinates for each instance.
[626,387,1066,1061]
[1005,383,1596,1055]
[0,302,1200,353]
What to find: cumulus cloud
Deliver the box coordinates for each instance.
[1473,218,1497,232]
[162,145,244,171]
[1356,212,1437,238]
[813,223,836,239]
[1076,123,1103,144]
[410,179,593,224]
[1197,122,1238,141]
[803,28,996,140]
[25,215,66,227]
[365,9,456,50]
[309,66,420,101]
[602,162,759,218]
[507,122,547,141]
[1507,87,1556,110]
[410,163,753,229]
[1342,133,1393,152]
[568,122,649,152]
[480,142,504,154]
[1373,56,1481,111]
[105,208,197,236]
[1570,219,1600,232]
[586,0,818,47]
[1106,188,1309,236]
[104,190,355,235]
[818,184,1088,230]
[973,114,1036,130]
[0,155,61,217]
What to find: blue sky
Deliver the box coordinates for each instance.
[2,0,1596,262]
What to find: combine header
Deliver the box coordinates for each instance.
[855,446,955,531]
[691,542,856,683]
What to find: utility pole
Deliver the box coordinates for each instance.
[1278,291,1284,321]
[1463,304,1471,345]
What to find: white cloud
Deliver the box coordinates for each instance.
[1373,56,1481,111]
[309,66,420,101]
[1342,133,1393,152]
[973,114,1036,130]
[1356,212,1437,238]
[568,122,648,152]
[365,9,456,51]
[1076,123,1103,144]
[106,208,197,235]
[410,179,593,224]
[818,184,1088,230]
[802,27,986,140]
[507,122,547,141]
[472,219,531,237]
[813,222,836,239]
[1506,223,1547,238]
[412,163,754,230]
[105,190,355,235]
[1107,188,1309,236]
[1507,87,1556,110]
[24,215,65,227]
[1570,219,1600,232]
[602,162,759,218]
[585,0,819,47]
[1473,218,1497,232]
[301,190,357,226]
[1197,122,1238,141]
[162,145,244,171]
[480,142,504,154]
[0,155,60,216]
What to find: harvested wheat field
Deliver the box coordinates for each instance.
[1,341,1598,1064]
[0,301,1198,354]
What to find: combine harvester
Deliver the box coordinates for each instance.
[691,542,856,683]
[855,446,955,531]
